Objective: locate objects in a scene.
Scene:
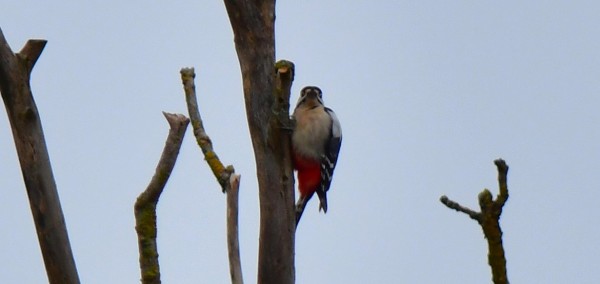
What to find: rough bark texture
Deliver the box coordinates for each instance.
[223,2,296,283]
[180,67,244,284]
[440,159,510,284]
[134,112,189,284]
[0,28,80,284]
[274,60,297,224]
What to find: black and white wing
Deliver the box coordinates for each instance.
[316,107,342,212]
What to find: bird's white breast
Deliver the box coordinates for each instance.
[292,106,332,160]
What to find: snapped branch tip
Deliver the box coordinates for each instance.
[440,195,448,203]
[494,158,509,174]
[275,59,295,69]
[275,60,295,80]
[478,189,493,208]
[162,112,190,127]
[180,67,195,78]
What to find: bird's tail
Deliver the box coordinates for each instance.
[316,190,328,213]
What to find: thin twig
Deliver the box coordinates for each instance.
[227,174,244,284]
[439,195,481,222]
[180,67,233,192]
[494,159,509,207]
[134,112,189,284]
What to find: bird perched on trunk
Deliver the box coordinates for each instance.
[292,86,342,226]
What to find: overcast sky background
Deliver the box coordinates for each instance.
[2,1,600,283]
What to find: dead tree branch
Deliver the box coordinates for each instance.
[273,60,301,225]
[223,2,296,283]
[180,67,234,191]
[0,28,80,284]
[440,159,510,284]
[180,67,244,284]
[227,174,243,284]
[274,60,295,129]
[134,112,189,284]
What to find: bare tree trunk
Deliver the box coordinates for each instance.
[223,2,296,283]
[0,28,80,284]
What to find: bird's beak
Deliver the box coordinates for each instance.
[306,90,318,98]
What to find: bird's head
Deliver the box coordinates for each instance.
[296,86,323,109]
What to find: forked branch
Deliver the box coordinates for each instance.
[0,28,80,284]
[180,67,243,284]
[134,112,189,284]
[440,159,510,284]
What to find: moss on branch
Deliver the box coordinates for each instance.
[179,67,243,284]
[440,159,510,284]
[134,112,189,284]
[180,67,234,192]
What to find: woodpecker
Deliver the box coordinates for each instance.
[292,86,342,225]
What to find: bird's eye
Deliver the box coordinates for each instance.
[301,88,310,96]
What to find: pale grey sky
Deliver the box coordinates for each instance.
[2,1,600,283]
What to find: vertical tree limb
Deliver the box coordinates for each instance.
[274,60,295,128]
[0,28,80,284]
[227,174,243,284]
[223,2,296,283]
[180,67,244,284]
[134,112,189,284]
[274,60,298,224]
[440,159,510,284]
